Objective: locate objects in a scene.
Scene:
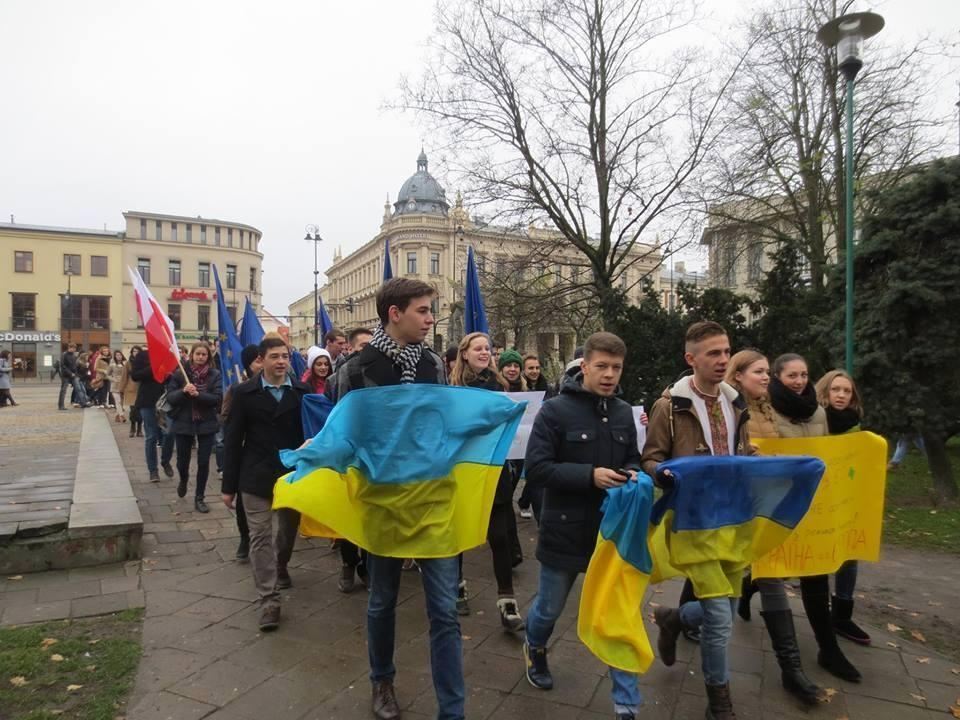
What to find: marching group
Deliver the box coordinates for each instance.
[44,278,879,720]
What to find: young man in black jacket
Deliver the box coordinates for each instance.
[130,350,175,482]
[57,343,90,410]
[334,278,460,720]
[221,335,310,632]
[522,331,644,720]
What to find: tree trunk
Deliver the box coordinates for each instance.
[920,432,959,505]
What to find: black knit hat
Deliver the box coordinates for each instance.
[241,344,260,374]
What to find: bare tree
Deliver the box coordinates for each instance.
[700,0,948,290]
[398,0,744,325]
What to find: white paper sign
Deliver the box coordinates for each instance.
[505,391,546,460]
[632,405,646,451]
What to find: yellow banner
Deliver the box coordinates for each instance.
[752,432,887,579]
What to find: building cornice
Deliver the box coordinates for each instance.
[123,211,262,235]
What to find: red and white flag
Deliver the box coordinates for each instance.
[128,266,180,382]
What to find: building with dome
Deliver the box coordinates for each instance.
[287,150,662,363]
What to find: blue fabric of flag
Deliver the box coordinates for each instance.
[317,295,334,338]
[301,393,335,438]
[383,238,393,281]
[289,348,307,379]
[464,246,488,334]
[213,264,246,389]
[239,298,266,347]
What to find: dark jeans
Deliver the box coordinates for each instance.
[367,554,464,720]
[340,540,367,575]
[175,432,216,499]
[235,491,249,543]
[141,406,174,474]
[488,502,515,595]
[834,560,858,601]
[58,377,88,409]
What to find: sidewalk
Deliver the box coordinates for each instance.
[2,384,959,718]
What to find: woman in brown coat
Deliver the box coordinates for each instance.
[120,346,143,437]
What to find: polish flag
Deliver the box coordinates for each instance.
[128,267,180,382]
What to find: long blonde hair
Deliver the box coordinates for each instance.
[725,349,776,424]
[815,369,863,417]
[449,332,507,388]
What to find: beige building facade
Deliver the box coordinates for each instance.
[0,211,263,379]
[289,150,662,362]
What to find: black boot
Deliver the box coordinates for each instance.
[705,682,737,720]
[653,607,683,666]
[832,595,871,645]
[801,583,861,682]
[760,610,824,705]
[737,574,757,621]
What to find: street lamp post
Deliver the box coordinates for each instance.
[817,11,884,375]
[64,269,73,346]
[304,225,323,346]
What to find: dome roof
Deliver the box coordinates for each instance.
[394,149,449,217]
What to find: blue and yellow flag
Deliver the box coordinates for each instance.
[273,385,525,558]
[577,475,656,673]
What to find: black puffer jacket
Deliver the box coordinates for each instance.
[130,351,167,410]
[525,373,641,573]
[165,364,222,436]
[465,369,517,505]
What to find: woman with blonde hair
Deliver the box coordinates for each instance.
[107,349,127,422]
[815,369,870,646]
[449,332,524,632]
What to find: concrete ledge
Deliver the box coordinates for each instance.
[0,409,143,573]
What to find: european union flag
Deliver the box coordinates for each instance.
[316,294,334,338]
[383,238,393,282]
[240,297,265,347]
[213,264,246,389]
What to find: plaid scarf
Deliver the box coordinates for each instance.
[189,363,210,423]
[369,324,422,384]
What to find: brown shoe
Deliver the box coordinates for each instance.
[276,565,292,590]
[258,604,280,632]
[705,682,736,719]
[654,607,683,667]
[371,679,401,720]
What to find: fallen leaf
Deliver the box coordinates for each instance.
[653,589,664,594]
[786,590,797,598]
[950,704,960,719]
[9,676,28,687]
[930,510,938,514]
[886,641,900,649]
[649,601,661,608]
[87,640,100,645]
[911,630,927,643]
[887,623,903,633]
[41,638,59,649]
[916,657,931,665]
[909,612,921,618]
[929,601,943,607]
[887,604,905,611]
[819,687,838,703]
[951,668,960,675]
[855,593,866,600]
[66,684,83,692]
[6,575,23,581]
[909,692,926,703]
[50,654,65,662]
[84,665,96,672]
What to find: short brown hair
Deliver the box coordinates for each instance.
[258,332,287,357]
[583,332,626,360]
[189,341,212,364]
[348,327,373,343]
[685,321,727,352]
[324,329,345,344]
[376,278,435,324]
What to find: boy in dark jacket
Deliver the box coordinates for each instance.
[522,332,643,720]
[221,335,310,632]
[130,350,175,481]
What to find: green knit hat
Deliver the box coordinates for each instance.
[498,348,523,370]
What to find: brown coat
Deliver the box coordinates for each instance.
[746,397,779,439]
[773,405,828,438]
[119,361,139,407]
[641,375,754,480]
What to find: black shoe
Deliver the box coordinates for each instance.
[512,551,524,568]
[456,580,470,616]
[276,566,292,590]
[523,642,553,690]
[615,714,635,720]
[194,497,209,514]
[161,461,174,478]
[654,607,683,667]
[129,428,136,438]
[235,537,249,561]
[497,598,524,632]
[761,610,824,705]
[832,595,871,645]
[258,604,280,632]
[338,565,356,594]
[737,574,757,621]
[149,470,160,482]
[371,680,401,720]
[176,478,188,498]
[705,682,736,720]
[682,627,701,643]
[803,590,861,682]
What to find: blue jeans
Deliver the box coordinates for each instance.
[58,377,88,408]
[140,406,175,474]
[526,563,641,715]
[367,554,464,720]
[834,560,858,601]
[679,597,737,686]
[892,435,925,465]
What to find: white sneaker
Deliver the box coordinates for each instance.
[519,508,533,519]
[497,597,524,632]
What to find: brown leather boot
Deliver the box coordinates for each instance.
[371,679,401,720]
[705,683,737,720]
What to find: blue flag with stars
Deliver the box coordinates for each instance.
[213,264,246,389]
[240,297,266,348]
[317,294,334,339]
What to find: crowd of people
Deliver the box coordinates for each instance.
[33,278,889,720]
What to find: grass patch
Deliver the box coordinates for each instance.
[0,608,143,720]
[883,438,960,553]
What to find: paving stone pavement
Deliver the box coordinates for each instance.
[3,384,960,718]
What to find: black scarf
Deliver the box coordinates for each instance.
[826,405,860,435]
[768,376,819,421]
[369,324,423,384]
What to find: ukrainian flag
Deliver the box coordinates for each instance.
[273,385,525,558]
[578,475,657,673]
[648,455,824,598]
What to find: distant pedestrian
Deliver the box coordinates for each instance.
[57,343,89,410]
[131,349,175,480]
[301,346,333,394]
[121,347,143,437]
[92,346,111,407]
[0,351,16,407]
[108,350,127,422]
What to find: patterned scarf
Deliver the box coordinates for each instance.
[190,363,210,423]
[370,324,423,384]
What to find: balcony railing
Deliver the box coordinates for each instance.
[10,316,36,330]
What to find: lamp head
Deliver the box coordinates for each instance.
[817,12,884,80]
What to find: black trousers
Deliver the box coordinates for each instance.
[175,432,215,499]
[488,501,515,596]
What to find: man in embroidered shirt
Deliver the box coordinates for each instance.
[640,321,752,720]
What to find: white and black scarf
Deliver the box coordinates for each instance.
[370,324,423,384]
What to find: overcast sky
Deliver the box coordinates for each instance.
[2,0,957,315]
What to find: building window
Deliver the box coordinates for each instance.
[14,251,33,273]
[11,293,36,330]
[227,304,237,324]
[198,262,210,288]
[64,254,81,275]
[137,257,151,283]
[198,304,210,332]
[495,256,507,278]
[719,244,736,288]
[406,252,417,275]
[171,222,178,242]
[155,220,162,241]
[228,228,233,248]
[249,267,256,292]
[89,297,110,329]
[140,218,146,240]
[186,223,193,243]
[747,243,764,283]
[239,230,245,249]
[91,255,108,277]
[168,303,182,330]
[226,264,236,289]
[215,227,221,246]
[430,298,439,316]
[168,259,181,286]
[430,252,440,275]
[200,225,207,244]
